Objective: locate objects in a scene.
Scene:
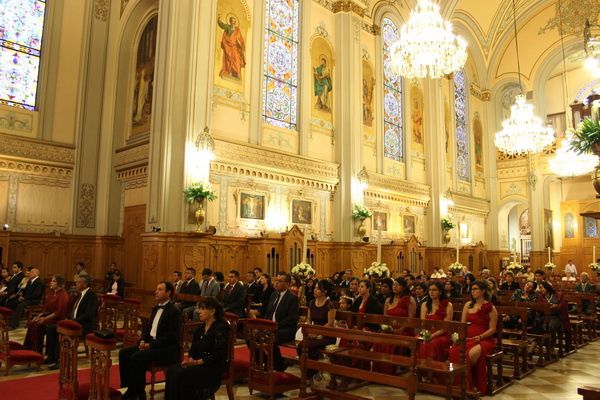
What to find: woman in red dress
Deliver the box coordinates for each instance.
[23,274,70,353]
[448,280,498,395]
[384,277,416,318]
[418,281,453,361]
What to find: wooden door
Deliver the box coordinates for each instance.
[123,205,146,287]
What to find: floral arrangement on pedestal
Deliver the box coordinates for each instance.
[366,262,390,278]
[352,204,372,237]
[183,182,217,232]
[448,262,464,274]
[441,215,456,230]
[506,262,524,274]
[589,263,600,272]
[291,262,315,278]
[544,262,556,271]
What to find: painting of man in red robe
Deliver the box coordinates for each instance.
[218,14,246,80]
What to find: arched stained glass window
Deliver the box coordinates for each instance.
[382,17,403,162]
[0,0,46,110]
[262,0,300,130]
[454,69,470,181]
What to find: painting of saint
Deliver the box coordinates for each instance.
[314,56,332,112]
[564,213,575,238]
[217,13,246,80]
[410,84,424,144]
[362,60,375,127]
[240,193,265,220]
[544,209,553,249]
[131,16,157,135]
[473,112,483,168]
[291,199,312,225]
[372,211,387,231]
[403,215,415,235]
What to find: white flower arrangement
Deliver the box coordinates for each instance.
[448,262,464,273]
[419,329,432,343]
[506,262,524,274]
[366,262,390,278]
[544,262,556,271]
[291,262,316,277]
[352,204,373,220]
[450,332,460,345]
[589,263,600,272]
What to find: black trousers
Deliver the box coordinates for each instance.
[119,345,180,396]
[9,299,39,328]
[165,364,222,400]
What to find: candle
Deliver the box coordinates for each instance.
[377,228,382,263]
[455,246,459,263]
[302,228,308,263]
[547,247,551,263]
[593,246,596,263]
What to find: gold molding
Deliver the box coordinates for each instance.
[448,192,490,219]
[0,156,73,179]
[94,0,110,22]
[469,83,491,102]
[365,172,431,208]
[332,0,366,17]
[0,133,75,165]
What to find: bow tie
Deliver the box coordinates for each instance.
[156,304,167,310]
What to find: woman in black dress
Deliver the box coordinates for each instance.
[165,297,229,400]
[297,279,336,381]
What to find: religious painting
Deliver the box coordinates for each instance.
[403,215,415,235]
[362,60,375,127]
[473,112,483,169]
[131,16,158,136]
[544,209,554,249]
[564,213,575,238]
[372,211,387,231]
[410,83,424,144]
[460,223,470,239]
[214,0,249,91]
[311,37,334,117]
[291,199,312,225]
[240,192,265,220]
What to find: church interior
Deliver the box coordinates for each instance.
[1,0,600,399]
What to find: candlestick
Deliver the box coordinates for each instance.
[455,246,459,263]
[547,247,551,263]
[593,246,596,263]
[302,228,308,263]
[377,228,382,263]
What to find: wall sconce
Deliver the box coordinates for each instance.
[195,126,215,160]
[357,166,369,189]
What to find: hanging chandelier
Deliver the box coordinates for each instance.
[389,0,467,79]
[549,131,597,177]
[494,0,555,156]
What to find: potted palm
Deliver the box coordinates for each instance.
[184,182,217,232]
[570,117,600,196]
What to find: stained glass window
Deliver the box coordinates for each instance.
[584,217,599,238]
[454,70,470,181]
[0,0,46,110]
[382,18,403,162]
[262,0,300,130]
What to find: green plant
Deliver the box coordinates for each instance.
[441,215,455,230]
[352,204,372,220]
[570,118,600,155]
[183,183,217,203]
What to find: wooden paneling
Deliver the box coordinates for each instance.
[123,205,146,287]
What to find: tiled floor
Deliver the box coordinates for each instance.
[2,325,599,399]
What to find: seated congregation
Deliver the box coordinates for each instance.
[0,261,599,400]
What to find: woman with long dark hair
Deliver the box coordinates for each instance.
[351,279,381,314]
[463,273,476,293]
[537,281,571,341]
[418,282,453,361]
[384,277,416,318]
[376,278,394,306]
[249,273,275,318]
[297,279,336,383]
[448,280,498,395]
[165,297,229,400]
[413,282,429,317]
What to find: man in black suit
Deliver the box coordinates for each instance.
[339,269,353,288]
[176,267,200,319]
[8,267,44,329]
[119,281,181,400]
[245,270,262,302]
[223,270,247,317]
[263,272,299,371]
[0,261,24,306]
[45,274,99,366]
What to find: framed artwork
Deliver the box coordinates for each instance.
[372,211,387,231]
[544,209,554,249]
[564,213,575,238]
[240,192,265,220]
[460,222,470,239]
[403,215,415,235]
[291,199,313,225]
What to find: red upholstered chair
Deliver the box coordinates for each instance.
[245,318,301,399]
[0,306,44,375]
[117,298,141,347]
[80,333,122,400]
[57,320,83,400]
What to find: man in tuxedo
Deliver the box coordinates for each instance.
[176,268,200,319]
[0,261,24,306]
[575,272,597,314]
[263,272,299,371]
[339,269,353,288]
[119,281,181,400]
[45,275,99,366]
[199,268,220,298]
[8,267,44,329]
[245,270,262,301]
[223,270,247,317]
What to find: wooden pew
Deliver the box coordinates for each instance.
[579,386,600,400]
[299,324,420,400]
[496,305,535,379]
[517,302,555,366]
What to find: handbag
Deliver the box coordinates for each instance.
[94,329,116,339]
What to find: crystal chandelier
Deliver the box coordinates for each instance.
[389,0,467,79]
[549,131,597,177]
[494,0,555,156]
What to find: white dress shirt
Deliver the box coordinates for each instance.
[72,287,90,318]
[150,301,169,339]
